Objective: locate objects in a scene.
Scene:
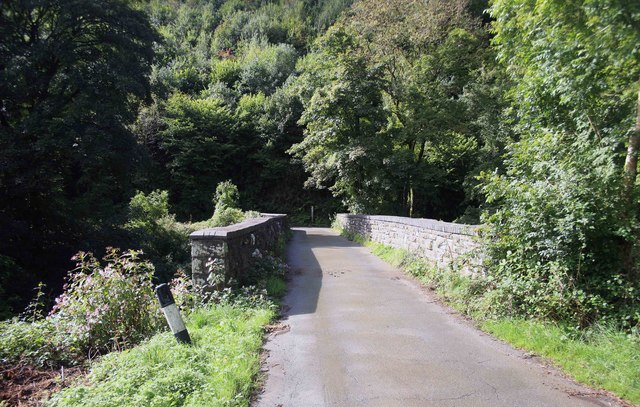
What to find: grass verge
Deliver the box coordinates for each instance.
[337,228,640,405]
[482,319,640,404]
[48,304,275,407]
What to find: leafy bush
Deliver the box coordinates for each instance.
[210,206,245,227]
[0,318,72,368]
[210,58,241,86]
[237,39,297,95]
[205,181,247,227]
[213,180,240,212]
[125,190,191,281]
[481,132,639,327]
[0,249,192,368]
[51,249,163,354]
[127,190,171,229]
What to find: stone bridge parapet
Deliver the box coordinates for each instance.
[336,214,480,271]
[190,214,288,293]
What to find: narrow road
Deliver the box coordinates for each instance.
[256,228,623,407]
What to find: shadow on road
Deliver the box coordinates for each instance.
[283,228,345,316]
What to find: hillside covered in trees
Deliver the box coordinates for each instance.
[1,0,640,333]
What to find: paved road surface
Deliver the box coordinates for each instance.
[255,228,624,407]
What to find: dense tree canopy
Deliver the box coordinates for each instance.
[0,0,157,314]
[1,0,638,330]
[292,0,510,218]
[481,0,640,324]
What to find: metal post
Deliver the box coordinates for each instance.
[311,205,314,225]
[155,283,191,344]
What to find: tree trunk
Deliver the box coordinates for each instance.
[620,82,640,277]
[409,184,414,218]
[623,84,640,200]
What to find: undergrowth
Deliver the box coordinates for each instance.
[48,303,275,407]
[336,227,640,405]
[1,212,290,405]
[45,246,288,406]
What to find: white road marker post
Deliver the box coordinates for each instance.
[155,283,191,344]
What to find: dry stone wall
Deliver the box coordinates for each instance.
[190,214,287,294]
[336,214,480,271]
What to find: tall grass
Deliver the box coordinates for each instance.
[48,304,275,407]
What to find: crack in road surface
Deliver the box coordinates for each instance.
[255,228,626,407]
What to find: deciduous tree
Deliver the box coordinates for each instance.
[0,0,156,311]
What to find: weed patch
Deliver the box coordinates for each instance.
[48,304,275,407]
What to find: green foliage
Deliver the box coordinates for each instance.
[125,190,191,282]
[212,1,311,52]
[210,207,246,228]
[127,190,171,229]
[0,249,191,368]
[311,0,355,31]
[237,38,298,95]
[50,249,163,354]
[480,131,635,324]
[207,180,244,227]
[291,26,390,213]
[48,304,275,407]
[210,58,242,87]
[138,0,350,225]
[292,0,510,218]
[0,318,71,368]
[0,0,157,316]
[265,277,287,299]
[213,180,240,211]
[482,0,640,327]
[159,93,239,220]
[244,249,288,295]
[490,0,640,136]
[131,0,351,229]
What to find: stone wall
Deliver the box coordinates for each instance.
[336,214,480,270]
[190,214,288,294]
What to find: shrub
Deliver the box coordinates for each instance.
[480,132,639,327]
[210,206,245,227]
[50,249,163,354]
[0,318,71,367]
[213,180,239,212]
[0,249,179,368]
[125,190,191,281]
[127,190,170,229]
